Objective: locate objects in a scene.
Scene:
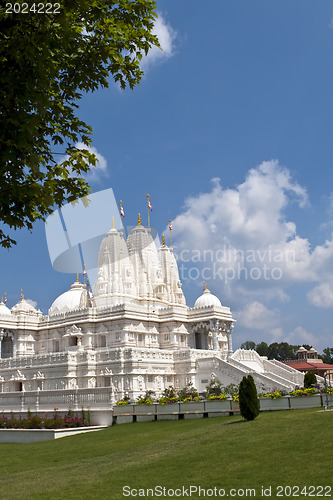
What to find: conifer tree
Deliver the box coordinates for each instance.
[304,371,317,388]
[239,375,260,421]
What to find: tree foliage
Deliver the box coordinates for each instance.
[0,0,159,247]
[255,341,268,357]
[240,341,256,350]
[240,340,307,361]
[321,347,333,365]
[239,375,259,421]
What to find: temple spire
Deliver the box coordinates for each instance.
[162,235,165,246]
[146,194,152,228]
[83,264,87,286]
[112,216,115,229]
[168,220,173,247]
[119,200,125,219]
[137,213,142,226]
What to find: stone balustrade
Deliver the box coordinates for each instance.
[0,387,113,411]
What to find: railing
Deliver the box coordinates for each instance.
[0,388,113,411]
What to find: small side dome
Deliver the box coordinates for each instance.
[11,298,37,314]
[49,281,86,315]
[194,287,222,308]
[0,300,11,316]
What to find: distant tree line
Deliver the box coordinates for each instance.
[239,341,333,364]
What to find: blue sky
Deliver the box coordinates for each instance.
[1,0,333,352]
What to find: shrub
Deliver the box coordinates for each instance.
[27,414,43,429]
[178,382,198,401]
[239,375,259,421]
[205,376,223,397]
[116,394,131,406]
[137,390,155,405]
[160,386,177,399]
[158,396,179,405]
[44,418,65,429]
[260,391,282,399]
[136,397,154,405]
[304,371,317,388]
[0,413,88,428]
[290,387,316,397]
[223,383,239,397]
[207,393,227,401]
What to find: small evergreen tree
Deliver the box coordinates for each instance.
[304,371,317,388]
[239,375,259,421]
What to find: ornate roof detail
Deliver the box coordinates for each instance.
[49,281,86,315]
[194,287,222,309]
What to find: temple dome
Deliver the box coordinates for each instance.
[49,281,87,315]
[0,301,11,316]
[11,299,37,314]
[194,287,222,308]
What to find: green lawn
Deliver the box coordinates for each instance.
[0,409,332,499]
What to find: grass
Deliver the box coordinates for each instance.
[0,408,332,499]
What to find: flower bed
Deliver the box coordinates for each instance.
[113,381,330,418]
[0,410,90,429]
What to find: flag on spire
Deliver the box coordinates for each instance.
[146,194,152,228]
[168,219,173,247]
[4,292,7,305]
[83,265,87,276]
[20,289,23,301]
[119,200,125,219]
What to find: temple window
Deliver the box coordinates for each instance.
[69,336,78,347]
[2,334,13,358]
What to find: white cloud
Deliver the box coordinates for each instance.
[26,299,38,309]
[285,326,317,346]
[307,282,333,308]
[171,160,333,309]
[140,13,177,72]
[234,301,280,331]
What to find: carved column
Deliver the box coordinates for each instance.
[0,329,3,359]
[227,324,233,358]
[209,320,219,351]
